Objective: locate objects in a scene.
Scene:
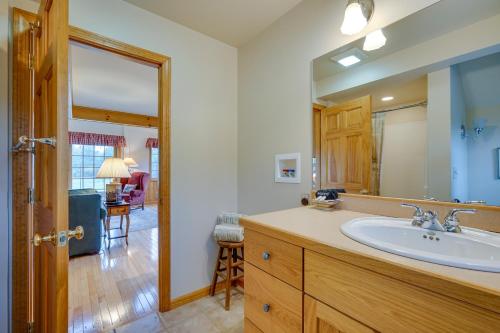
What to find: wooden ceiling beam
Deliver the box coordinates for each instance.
[72,105,158,128]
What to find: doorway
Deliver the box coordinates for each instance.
[11,8,171,332]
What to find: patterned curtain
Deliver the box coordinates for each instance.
[145,138,159,148]
[371,113,386,196]
[68,131,127,147]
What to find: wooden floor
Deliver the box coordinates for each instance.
[68,226,158,333]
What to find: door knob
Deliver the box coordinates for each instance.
[32,226,84,247]
[68,226,84,241]
[32,230,57,247]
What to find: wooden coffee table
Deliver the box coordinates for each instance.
[103,201,131,249]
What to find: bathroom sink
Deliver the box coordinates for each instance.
[341,217,500,272]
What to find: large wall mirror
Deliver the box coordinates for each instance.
[312,0,500,206]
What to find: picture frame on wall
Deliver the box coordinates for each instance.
[275,153,301,183]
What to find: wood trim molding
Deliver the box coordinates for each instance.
[170,282,225,310]
[68,26,172,312]
[72,105,159,128]
[312,103,326,111]
[68,26,168,66]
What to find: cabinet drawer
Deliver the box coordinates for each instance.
[244,318,263,333]
[245,229,302,289]
[245,263,302,333]
[304,295,375,333]
[305,250,500,332]
[108,206,129,215]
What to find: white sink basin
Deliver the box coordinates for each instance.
[341,217,500,272]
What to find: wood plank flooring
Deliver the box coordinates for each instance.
[69,225,158,333]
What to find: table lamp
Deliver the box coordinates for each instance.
[96,158,131,203]
[123,157,139,173]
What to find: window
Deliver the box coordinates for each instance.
[71,144,115,190]
[150,147,159,179]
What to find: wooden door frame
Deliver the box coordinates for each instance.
[67,26,172,311]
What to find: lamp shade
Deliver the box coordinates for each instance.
[340,2,368,35]
[123,157,138,167]
[96,158,131,178]
[363,29,387,51]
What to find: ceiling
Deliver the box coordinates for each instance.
[70,42,158,117]
[313,0,500,81]
[122,0,302,47]
[322,75,428,111]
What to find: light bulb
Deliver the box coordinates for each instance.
[363,29,387,51]
[341,3,368,35]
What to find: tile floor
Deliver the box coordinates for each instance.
[109,288,244,333]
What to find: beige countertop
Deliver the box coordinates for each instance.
[241,207,500,294]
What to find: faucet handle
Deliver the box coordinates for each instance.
[443,209,476,233]
[401,203,425,226]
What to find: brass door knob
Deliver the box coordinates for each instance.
[32,230,57,247]
[68,226,84,240]
[32,226,84,247]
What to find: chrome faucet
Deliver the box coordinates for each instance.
[401,204,477,233]
[420,210,445,232]
[442,208,476,233]
[401,203,425,226]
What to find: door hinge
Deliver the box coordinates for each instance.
[27,321,34,333]
[28,187,34,205]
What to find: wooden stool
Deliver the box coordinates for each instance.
[209,240,244,310]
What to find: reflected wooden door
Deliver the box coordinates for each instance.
[31,1,70,332]
[320,96,372,193]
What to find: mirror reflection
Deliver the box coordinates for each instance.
[312,0,500,206]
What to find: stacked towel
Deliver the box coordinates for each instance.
[216,212,243,225]
[213,224,244,242]
[213,212,245,242]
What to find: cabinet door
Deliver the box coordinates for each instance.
[304,295,375,333]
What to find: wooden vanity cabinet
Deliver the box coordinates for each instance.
[243,224,500,333]
[304,295,376,333]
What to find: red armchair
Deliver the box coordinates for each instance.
[120,172,150,210]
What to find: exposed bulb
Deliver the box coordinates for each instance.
[341,3,368,35]
[363,29,387,51]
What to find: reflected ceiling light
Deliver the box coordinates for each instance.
[337,55,361,67]
[340,0,374,35]
[381,96,394,101]
[363,29,386,51]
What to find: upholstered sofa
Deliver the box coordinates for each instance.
[68,189,105,256]
[120,171,150,209]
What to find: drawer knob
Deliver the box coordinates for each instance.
[262,251,271,261]
[262,303,271,313]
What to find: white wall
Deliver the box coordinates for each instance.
[68,119,157,174]
[68,0,238,299]
[427,68,452,201]
[380,107,427,199]
[467,106,500,205]
[237,0,439,214]
[450,66,469,202]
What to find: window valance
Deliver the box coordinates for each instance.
[69,131,127,147]
[145,138,159,148]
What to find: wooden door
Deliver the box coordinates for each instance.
[32,1,70,332]
[320,96,372,193]
[304,295,376,333]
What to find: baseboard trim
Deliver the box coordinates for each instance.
[170,279,244,310]
[170,282,224,309]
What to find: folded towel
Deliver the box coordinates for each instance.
[216,212,243,225]
[213,224,244,242]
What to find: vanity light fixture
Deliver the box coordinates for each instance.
[340,0,374,35]
[381,96,394,101]
[363,29,386,51]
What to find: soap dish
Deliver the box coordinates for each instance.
[310,199,341,210]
